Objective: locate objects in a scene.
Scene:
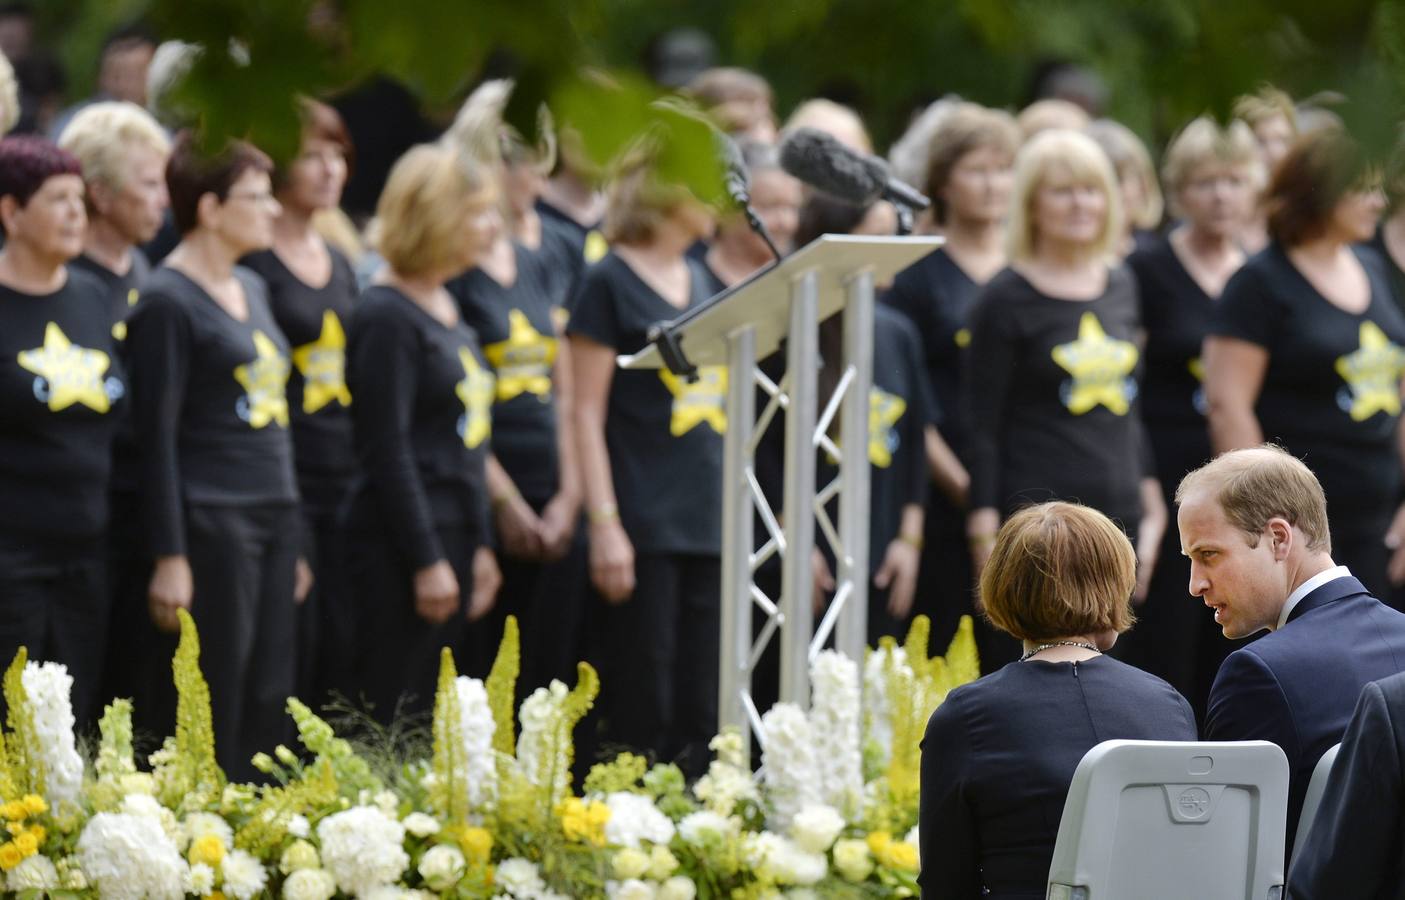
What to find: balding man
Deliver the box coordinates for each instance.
[1176,445,1405,854]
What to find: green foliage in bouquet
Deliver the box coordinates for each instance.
[431,647,470,828]
[2,651,42,802]
[153,609,225,811]
[486,616,521,759]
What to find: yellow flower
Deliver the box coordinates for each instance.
[866,831,892,856]
[0,842,22,870]
[12,831,37,856]
[188,834,226,867]
[0,802,26,822]
[206,893,227,900]
[458,826,493,865]
[26,825,44,845]
[5,822,21,836]
[557,797,611,847]
[870,832,918,872]
[20,795,46,816]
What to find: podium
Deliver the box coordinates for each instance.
[621,234,942,746]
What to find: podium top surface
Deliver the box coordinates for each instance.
[618,234,942,370]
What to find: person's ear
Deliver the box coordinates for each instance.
[86,181,113,219]
[1267,518,1294,561]
[194,191,223,231]
[0,194,21,236]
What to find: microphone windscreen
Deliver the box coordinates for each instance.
[779,128,886,205]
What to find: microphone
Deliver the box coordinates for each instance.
[779,127,931,211]
[716,132,751,208]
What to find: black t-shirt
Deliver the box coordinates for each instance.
[69,249,150,342]
[966,266,1147,527]
[567,252,724,556]
[449,243,562,502]
[126,266,299,557]
[241,245,358,507]
[883,246,980,457]
[538,200,609,314]
[1211,243,1405,512]
[1370,227,1405,317]
[345,286,495,569]
[0,269,127,540]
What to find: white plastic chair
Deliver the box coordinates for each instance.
[1046,740,1289,900]
[1288,742,1341,871]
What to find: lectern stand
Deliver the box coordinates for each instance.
[620,234,941,747]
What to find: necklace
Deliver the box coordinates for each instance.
[1021,640,1101,662]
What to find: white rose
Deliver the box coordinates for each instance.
[494,857,545,897]
[7,854,59,891]
[402,812,441,838]
[677,811,737,846]
[418,844,467,891]
[282,868,337,900]
[789,804,845,854]
[832,838,873,882]
[612,847,650,880]
[647,844,679,880]
[288,814,311,839]
[658,875,696,900]
[610,879,657,900]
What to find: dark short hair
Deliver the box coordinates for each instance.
[1265,128,1373,247]
[101,20,156,56]
[166,131,273,235]
[0,135,82,208]
[274,97,355,190]
[793,192,872,248]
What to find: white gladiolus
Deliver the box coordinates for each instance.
[22,661,84,810]
[809,651,863,817]
[760,704,822,832]
[455,676,498,811]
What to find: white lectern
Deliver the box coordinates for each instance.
[620,234,941,747]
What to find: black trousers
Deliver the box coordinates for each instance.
[597,552,720,779]
[104,490,153,734]
[346,519,484,726]
[0,532,109,729]
[134,503,299,782]
[295,490,354,713]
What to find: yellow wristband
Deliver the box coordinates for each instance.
[967,533,996,548]
[588,503,619,524]
[899,532,924,550]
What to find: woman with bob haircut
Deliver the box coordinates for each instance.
[0,136,125,725]
[343,143,502,723]
[918,501,1196,900]
[965,130,1165,605]
[1085,118,1164,257]
[567,141,722,776]
[1205,128,1405,599]
[125,132,297,777]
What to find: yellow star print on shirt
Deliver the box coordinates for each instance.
[1050,312,1139,415]
[17,322,114,413]
[868,387,908,468]
[484,309,557,402]
[291,310,352,414]
[232,330,291,429]
[659,365,728,436]
[1335,321,1405,421]
[456,348,496,449]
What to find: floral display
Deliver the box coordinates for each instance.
[0,609,977,899]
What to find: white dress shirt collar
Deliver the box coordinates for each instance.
[1277,565,1352,629]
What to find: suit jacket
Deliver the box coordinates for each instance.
[1205,576,1405,853]
[1289,671,1405,899]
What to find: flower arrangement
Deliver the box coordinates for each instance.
[0,609,977,899]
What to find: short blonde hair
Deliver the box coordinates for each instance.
[923,102,1020,223]
[782,98,873,154]
[1160,116,1259,215]
[1175,445,1331,553]
[442,79,556,175]
[601,141,696,246]
[1017,98,1090,142]
[58,101,171,194]
[373,144,494,278]
[0,49,17,135]
[1085,119,1164,230]
[1233,85,1298,132]
[980,502,1137,642]
[1006,128,1123,263]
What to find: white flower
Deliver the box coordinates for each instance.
[785,891,820,900]
[789,803,845,853]
[495,856,546,897]
[280,839,321,874]
[288,813,311,838]
[692,760,758,817]
[658,875,696,900]
[76,812,188,900]
[602,792,675,849]
[220,848,268,900]
[418,844,466,891]
[747,833,826,886]
[373,790,400,817]
[648,844,678,880]
[832,838,873,882]
[760,704,822,831]
[678,810,739,846]
[119,793,181,843]
[456,676,498,811]
[22,661,84,810]
[608,879,656,900]
[401,812,441,837]
[7,854,58,890]
[862,645,909,765]
[905,825,919,848]
[186,862,216,895]
[182,810,234,850]
[282,868,338,900]
[809,651,863,816]
[316,806,409,897]
[516,681,571,803]
[612,847,650,880]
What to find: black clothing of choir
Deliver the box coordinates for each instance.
[70,249,149,342]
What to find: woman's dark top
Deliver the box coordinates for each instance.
[538,200,608,311]
[1211,243,1405,517]
[0,269,127,541]
[344,285,494,569]
[1370,226,1405,315]
[884,246,980,456]
[567,252,723,556]
[448,244,562,503]
[966,266,1147,527]
[69,248,150,341]
[1129,235,1216,484]
[127,266,298,557]
[241,245,358,512]
[918,655,1197,899]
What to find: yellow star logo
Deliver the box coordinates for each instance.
[954,327,971,348]
[456,348,496,448]
[484,309,557,402]
[111,321,127,341]
[17,322,113,413]
[232,330,291,428]
[291,310,352,414]
[1188,357,1205,382]
[867,387,908,468]
[1335,321,1405,422]
[584,230,609,264]
[660,365,727,436]
[1050,312,1139,415]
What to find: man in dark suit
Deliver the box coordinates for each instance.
[1176,445,1405,854]
[1289,670,1405,899]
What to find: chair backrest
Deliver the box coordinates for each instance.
[1288,742,1341,870]
[1047,740,1289,900]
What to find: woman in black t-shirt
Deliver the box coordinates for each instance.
[884,102,1020,668]
[1124,117,1256,712]
[567,147,723,776]
[0,136,125,725]
[966,129,1166,601]
[1206,130,1405,598]
[125,134,298,779]
[343,144,502,724]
